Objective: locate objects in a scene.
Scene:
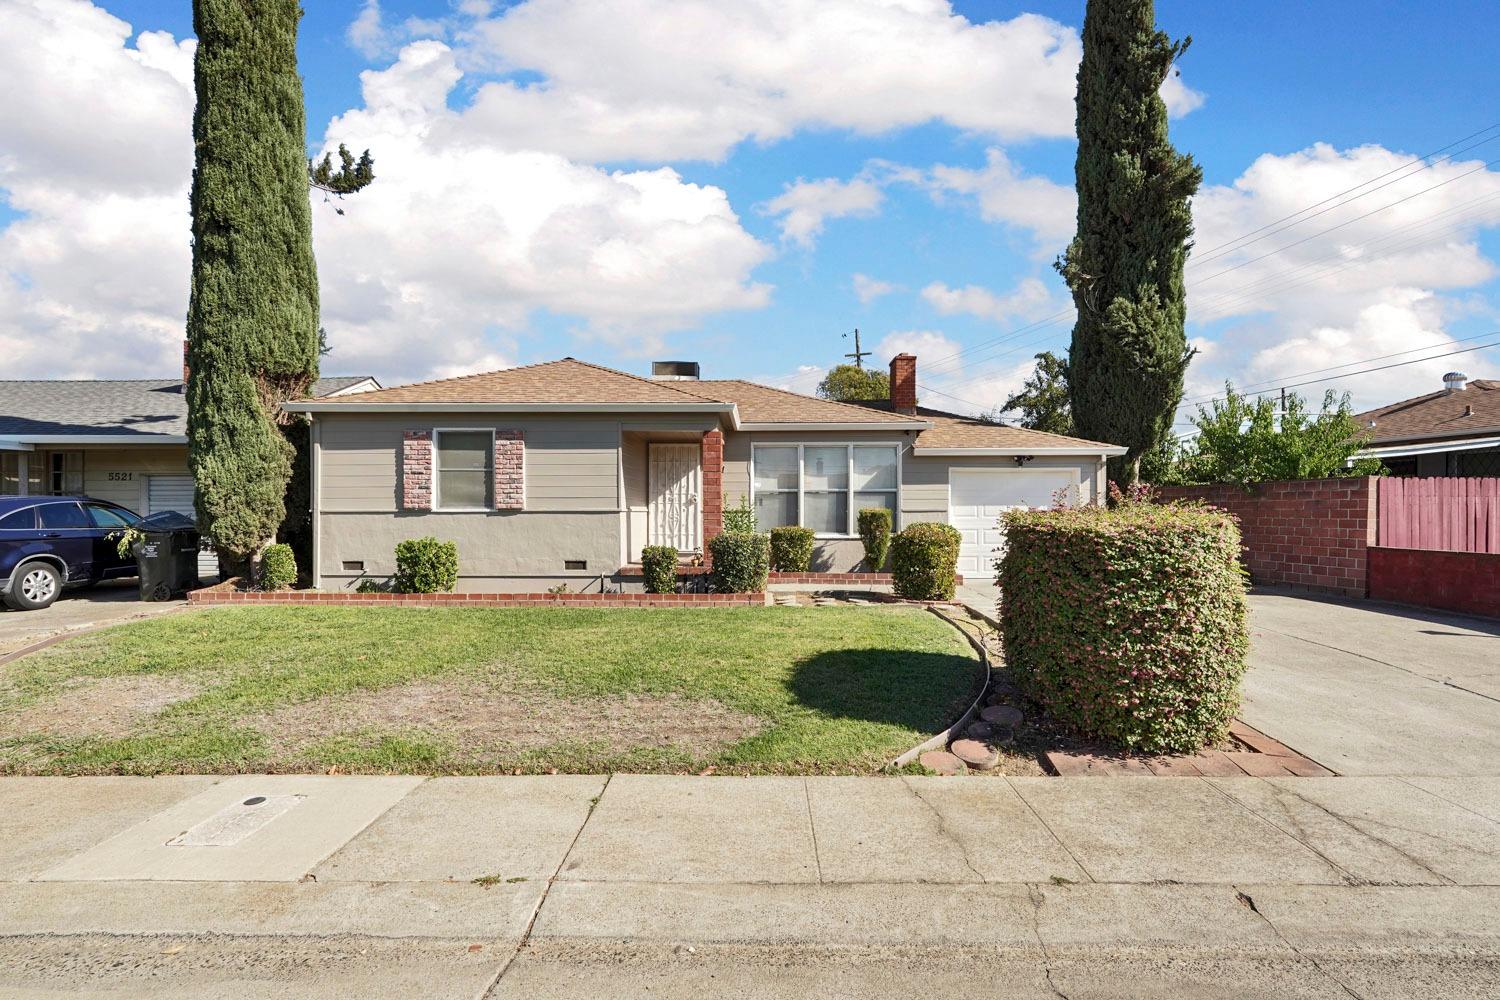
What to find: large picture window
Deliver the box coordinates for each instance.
[435,430,493,510]
[751,444,898,536]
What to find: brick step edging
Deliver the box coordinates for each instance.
[189,583,764,608]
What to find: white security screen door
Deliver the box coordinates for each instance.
[648,444,701,552]
[949,469,1076,577]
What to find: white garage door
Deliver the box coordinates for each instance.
[146,475,219,581]
[949,469,1078,578]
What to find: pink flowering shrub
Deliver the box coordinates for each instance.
[998,501,1249,754]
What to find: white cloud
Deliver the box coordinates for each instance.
[871,329,1034,415]
[922,277,1067,326]
[0,4,774,381]
[345,0,453,59]
[346,0,387,58]
[899,148,1076,251]
[762,176,883,249]
[1159,69,1205,118]
[852,273,897,303]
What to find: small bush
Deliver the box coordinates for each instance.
[258,543,297,591]
[769,526,814,573]
[890,522,960,600]
[999,502,1250,754]
[393,536,459,593]
[708,532,769,592]
[857,507,892,571]
[723,495,756,534]
[640,545,679,594]
[355,578,388,594]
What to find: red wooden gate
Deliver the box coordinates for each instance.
[1376,477,1500,553]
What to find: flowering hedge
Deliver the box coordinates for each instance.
[998,502,1249,754]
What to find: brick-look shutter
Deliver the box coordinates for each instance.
[402,430,433,510]
[494,431,524,510]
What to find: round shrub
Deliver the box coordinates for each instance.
[258,543,297,591]
[707,532,769,593]
[640,544,679,594]
[857,507,892,571]
[999,503,1250,754]
[394,536,459,593]
[890,522,961,600]
[769,526,814,573]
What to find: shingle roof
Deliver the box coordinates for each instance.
[309,358,719,406]
[848,400,1120,451]
[1355,380,1500,444]
[0,377,378,438]
[688,380,920,425]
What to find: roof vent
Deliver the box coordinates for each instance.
[1444,371,1468,392]
[651,361,700,381]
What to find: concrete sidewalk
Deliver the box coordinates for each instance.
[2,772,1497,997]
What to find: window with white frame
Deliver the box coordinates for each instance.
[752,444,898,536]
[435,430,493,510]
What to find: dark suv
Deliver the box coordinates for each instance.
[0,496,140,611]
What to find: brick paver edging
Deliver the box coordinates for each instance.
[189,580,765,608]
[890,606,993,770]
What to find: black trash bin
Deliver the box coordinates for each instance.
[132,511,201,601]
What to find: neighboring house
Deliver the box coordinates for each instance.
[283,354,1124,591]
[1354,372,1500,477]
[0,373,381,513]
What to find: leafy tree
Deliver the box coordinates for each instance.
[1002,351,1073,435]
[309,144,375,213]
[187,0,320,573]
[1171,384,1383,487]
[817,364,890,402]
[1057,0,1203,485]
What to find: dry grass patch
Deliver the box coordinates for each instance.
[0,675,199,741]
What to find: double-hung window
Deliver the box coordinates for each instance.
[752,444,898,536]
[435,430,493,510]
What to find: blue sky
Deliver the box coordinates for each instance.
[4,0,1499,423]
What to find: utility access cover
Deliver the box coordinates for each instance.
[167,794,305,847]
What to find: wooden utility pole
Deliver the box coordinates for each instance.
[843,328,870,369]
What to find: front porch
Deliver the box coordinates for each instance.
[621,427,723,565]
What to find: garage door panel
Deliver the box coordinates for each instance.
[146,475,219,581]
[950,470,1078,578]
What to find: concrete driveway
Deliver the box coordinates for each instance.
[1243,590,1500,777]
[0,579,184,657]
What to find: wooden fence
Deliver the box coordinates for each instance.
[1375,477,1500,554]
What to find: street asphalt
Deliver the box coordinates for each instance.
[0,592,1497,997]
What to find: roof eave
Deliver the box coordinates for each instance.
[283,400,736,415]
[1356,436,1500,460]
[0,434,188,449]
[738,421,930,432]
[1362,424,1500,447]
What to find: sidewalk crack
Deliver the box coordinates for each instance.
[1233,885,1366,1000]
[902,778,985,883]
[482,773,612,995]
[1025,883,1070,1000]
[802,777,824,884]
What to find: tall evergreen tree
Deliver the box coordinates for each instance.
[186,1,319,571]
[1057,0,1202,484]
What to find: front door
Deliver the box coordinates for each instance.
[648,444,700,553]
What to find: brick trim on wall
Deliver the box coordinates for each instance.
[1156,478,1376,598]
[402,430,433,510]
[190,580,764,608]
[701,428,724,557]
[494,430,524,510]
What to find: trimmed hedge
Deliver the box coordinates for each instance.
[769,526,814,572]
[999,503,1250,754]
[857,507,892,571]
[394,536,459,594]
[890,522,961,600]
[708,532,769,593]
[640,545,678,594]
[258,543,297,591]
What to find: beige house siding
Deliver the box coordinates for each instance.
[75,445,191,511]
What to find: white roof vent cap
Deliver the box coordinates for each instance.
[1444,371,1468,391]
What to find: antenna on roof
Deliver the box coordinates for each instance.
[842,328,870,369]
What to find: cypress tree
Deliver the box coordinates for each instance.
[186,1,319,571]
[1057,0,1203,484]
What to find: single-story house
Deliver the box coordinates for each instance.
[0,373,380,512]
[283,354,1125,591]
[1354,372,1500,477]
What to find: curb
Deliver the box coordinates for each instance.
[890,606,994,770]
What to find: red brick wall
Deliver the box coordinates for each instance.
[402,430,433,510]
[493,430,524,510]
[1156,478,1377,598]
[889,354,917,414]
[1369,546,1500,619]
[701,428,724,554]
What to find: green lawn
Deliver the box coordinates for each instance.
[0,605,981,775]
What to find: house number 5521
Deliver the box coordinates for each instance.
[107,472,133,481]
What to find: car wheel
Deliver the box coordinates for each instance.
[6,562,62,611]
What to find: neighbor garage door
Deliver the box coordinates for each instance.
[949,469,1078,577]
[146,475,219,581]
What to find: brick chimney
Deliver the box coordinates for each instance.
[182,338,190,390]
[889,353,917,415]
